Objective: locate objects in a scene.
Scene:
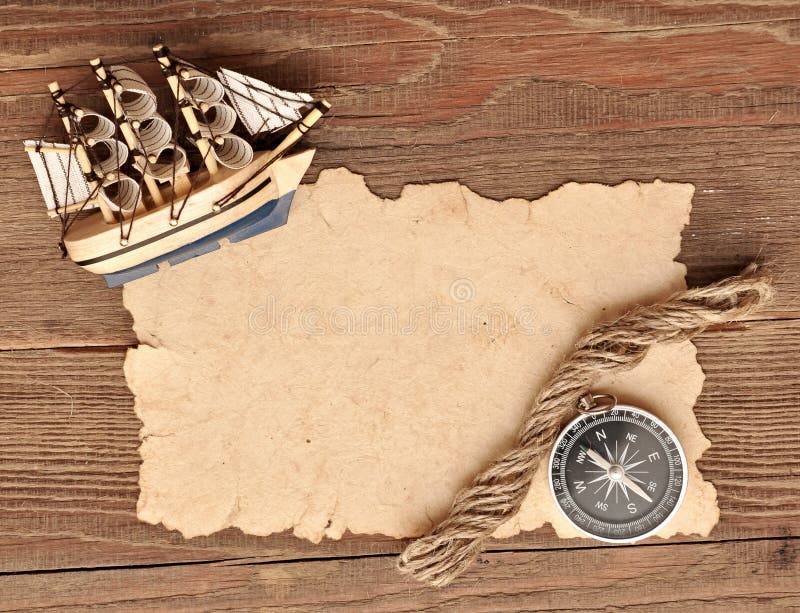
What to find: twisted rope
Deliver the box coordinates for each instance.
[398,264,774,587]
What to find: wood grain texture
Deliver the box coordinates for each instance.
[0,320,797,575]
[1,0,799,607]
[2,2,800,348]
[1,538,797,611]
[5,125,800,349]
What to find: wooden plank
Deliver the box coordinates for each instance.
[0,319,797,573]
[1,538,797,611]
[3,122,798,349]
[307,125,800,317]
[4,8,800,348]
[1,2,797,608]
[5,21,800,132]
[3,0,800,74]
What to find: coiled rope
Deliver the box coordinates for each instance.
[398,264,774,587]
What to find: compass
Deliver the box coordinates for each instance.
[549,394,687,543]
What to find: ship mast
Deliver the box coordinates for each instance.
[47,81,116,223]
[89,58,164,209]
[152,43,220,176]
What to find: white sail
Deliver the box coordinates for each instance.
[217,67,313,135]
[135,145,189,181]
[99,173,141,212]
[111,61,255,172]
[175,68,254,169]
[195,102,237,138]
[110,65,189,182]
[24,139,96,212]
[135,114,173,154]
[89,137,129,177]
[211,134,253,169]
[75,109,116,142]
[109,65,158,121]
[180,68,225,105]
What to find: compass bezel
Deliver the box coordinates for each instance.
[548,403,688,544]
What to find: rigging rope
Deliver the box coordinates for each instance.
[172,54,312,122]
[44,50,322,248]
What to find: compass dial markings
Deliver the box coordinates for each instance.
[578,441,657,506]
[550,405,687,542]
[619,442,630,465]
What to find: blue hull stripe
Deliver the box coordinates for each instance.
[102,191,295,288]
[77,172,276,267]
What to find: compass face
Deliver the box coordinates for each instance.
[549,404,687,543]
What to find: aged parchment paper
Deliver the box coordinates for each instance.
[124,169,718,542]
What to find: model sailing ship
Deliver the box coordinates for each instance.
[24,44,330,287]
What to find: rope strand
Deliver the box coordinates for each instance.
[397,264,774,587]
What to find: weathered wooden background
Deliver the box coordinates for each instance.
[1,1,799,610]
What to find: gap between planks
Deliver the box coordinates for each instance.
[0,534,795,578]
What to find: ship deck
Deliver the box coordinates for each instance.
[1,2,799,610]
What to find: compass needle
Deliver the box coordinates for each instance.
[585,447,612,470]
[588,457,607,470]
[622,475,653,503]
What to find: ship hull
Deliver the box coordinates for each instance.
[63,148,315,287]
[100,190,294,287]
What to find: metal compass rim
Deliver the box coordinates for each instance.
[548,402,689,544]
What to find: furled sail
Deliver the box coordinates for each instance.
[216,67,313,135]
[211,134,253,169]
[75,108,116,142]
[139,146,189,182]
[136,114,173,153]
[99,173,141,212]
[110,64,189,181]
[71,108,131,200]
[179,68,253,169]
[83,132,136,213]
[88,137,129,176]
[109,65,159,121]
[24,139,96,212]
[180,68,226,105]
[195,102,237,139]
